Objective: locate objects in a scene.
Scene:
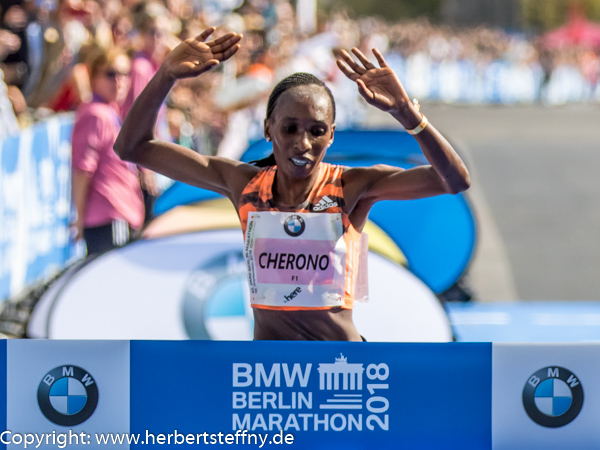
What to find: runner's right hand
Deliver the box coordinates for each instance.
[161,28,242,80]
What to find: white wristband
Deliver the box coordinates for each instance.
[406,114,428,135]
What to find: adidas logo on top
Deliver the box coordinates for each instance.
[313,196,338,211]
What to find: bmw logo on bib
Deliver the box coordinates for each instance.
[522,366,584,428]
[37,365,99,426]
[283,215,306,237]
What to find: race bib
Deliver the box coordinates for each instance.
[244,211,347,308]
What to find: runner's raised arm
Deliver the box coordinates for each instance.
[114,28,249,201]
[336,48,470,217]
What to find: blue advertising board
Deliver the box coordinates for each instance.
[1,341,599,449]
[130,342,491,450]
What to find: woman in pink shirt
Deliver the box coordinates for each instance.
[71,47,144,255]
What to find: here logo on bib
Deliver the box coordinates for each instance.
[244,211,347,309]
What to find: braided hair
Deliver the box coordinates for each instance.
[252,73,336,167]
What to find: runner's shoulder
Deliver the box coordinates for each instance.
[342,164,403,187]
[211,157,260,177]
[211,157,261,200]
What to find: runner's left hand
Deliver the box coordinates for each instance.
[336,48,418,123]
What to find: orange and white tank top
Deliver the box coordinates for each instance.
[238,163,367,311]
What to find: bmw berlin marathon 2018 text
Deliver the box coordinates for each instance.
[0,429,294,448]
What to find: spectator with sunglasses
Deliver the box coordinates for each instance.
[71,47,145,255]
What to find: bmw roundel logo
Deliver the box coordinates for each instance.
[522,366,584,428]
[182,250,250,339]
[38,365,99,426]
[283,215,305,237]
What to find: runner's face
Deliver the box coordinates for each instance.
[265,85,335,179]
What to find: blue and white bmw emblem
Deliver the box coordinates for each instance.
[522,366,584,428]
[283,215,305,237]
[38,365,99,426]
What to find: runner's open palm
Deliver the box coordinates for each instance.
[336,48,411,114]
[162,28,242,80]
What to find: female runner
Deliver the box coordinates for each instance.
[114,28,470,341]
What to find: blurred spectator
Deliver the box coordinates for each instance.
[120,0,171,224]
[120,0,171,125]
[47,42,98,111]
[0,0,31,88]
[0,29,20,136]
[111,9,132,49]
[0,68,19,138]
[26,0,91,109]
[166,106,193,148]
[71,47,144,255]
[215,46,274,159]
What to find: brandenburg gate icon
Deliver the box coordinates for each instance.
[318,354,364,390]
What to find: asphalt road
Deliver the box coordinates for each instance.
[365,104,600,301]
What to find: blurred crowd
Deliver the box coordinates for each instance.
[381,19,600,106]
[1,0,600,150]
[0,0,369,157]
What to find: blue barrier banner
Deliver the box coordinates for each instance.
[131,342,491,450]
[3,341,596,449]
[0,116,75,302]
